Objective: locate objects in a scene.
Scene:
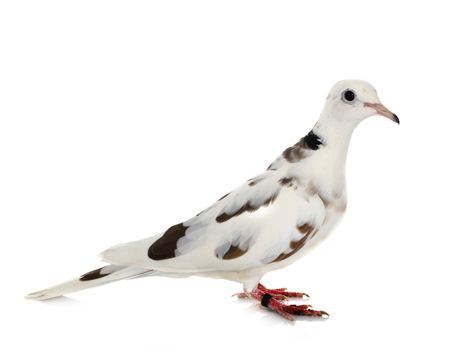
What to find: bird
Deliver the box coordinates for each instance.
[26,80,399,321]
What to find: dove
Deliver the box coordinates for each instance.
[27,80,398,321]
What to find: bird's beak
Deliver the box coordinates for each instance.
[364,102,400,124]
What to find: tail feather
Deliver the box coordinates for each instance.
[26,264,151,301]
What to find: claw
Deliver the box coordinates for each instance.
[319,311,330,318]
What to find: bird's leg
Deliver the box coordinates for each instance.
[234,284,328,321]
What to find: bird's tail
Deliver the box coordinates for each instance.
[25,264,152,301]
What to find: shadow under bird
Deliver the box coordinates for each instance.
[27,80,399,321]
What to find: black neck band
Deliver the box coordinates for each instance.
[303,130,323,150]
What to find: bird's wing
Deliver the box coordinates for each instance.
[101,169,327,274]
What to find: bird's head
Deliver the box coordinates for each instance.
[322,80,399,125]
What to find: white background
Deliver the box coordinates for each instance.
[1,1,465,349]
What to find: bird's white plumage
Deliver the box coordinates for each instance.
[27,80,398,300]
[102,167,329,276]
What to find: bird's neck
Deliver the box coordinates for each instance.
[298,114,359,197]
[312,114,358,167]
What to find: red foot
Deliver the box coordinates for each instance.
[258,283,309,299]
[234,283,309,300]
[234,284,328,321]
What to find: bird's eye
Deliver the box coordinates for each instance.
[342,89,356,103]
